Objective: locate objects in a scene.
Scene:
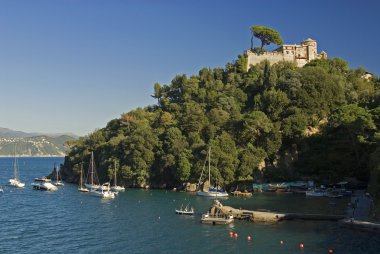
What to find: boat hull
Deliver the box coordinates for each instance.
[197,191,229,197]
[201,214,233,225]
[175,210,194,215]
[32,182,58,191]
[111,186,125,192]
[9,179,25,188]
[90,190,115,199]
[78,187,89,192]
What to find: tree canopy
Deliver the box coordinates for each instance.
[250,25,283,50]
[61,55,379,202]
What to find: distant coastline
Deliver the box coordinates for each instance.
[0,155,65,158]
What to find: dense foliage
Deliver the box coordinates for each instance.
[62,58,379,197]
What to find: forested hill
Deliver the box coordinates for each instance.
[61,57,379,195]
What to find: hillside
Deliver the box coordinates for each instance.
[0,127,78,139]
[61,57,379,195]
[0,135,75,157]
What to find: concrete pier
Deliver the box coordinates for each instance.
[211,200,345,222]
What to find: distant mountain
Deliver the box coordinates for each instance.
[0,127,79,139]
[0,127,77,156]
[0,127,39,138]
[0,135,76,157]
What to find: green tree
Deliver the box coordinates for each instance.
[250,25,283,50]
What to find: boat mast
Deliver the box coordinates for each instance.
[80,164,83,188]
[91,152,94,186]
[114,160,117,188]
[208,147,211,188]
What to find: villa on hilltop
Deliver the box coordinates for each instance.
[245,38,327,70]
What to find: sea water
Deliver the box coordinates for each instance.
[0,157,379,253]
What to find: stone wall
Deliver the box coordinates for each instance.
[246,38,326,70]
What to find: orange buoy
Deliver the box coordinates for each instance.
[299,243,304,249]
[280,240,284,245]
[328,249,333,254]
[234,233,238,238]
[247,235,251,241]
[229,232,233,238]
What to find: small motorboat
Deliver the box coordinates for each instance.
[175,204,195,215]
[201,213,234,225]
[32,182,58,191]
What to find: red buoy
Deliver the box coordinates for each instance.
[299,243,304,249]
[328,249,333,254]
[234,233,238,238]
[229,232,233,238]
[247,235,251,241]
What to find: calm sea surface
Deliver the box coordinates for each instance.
[0,157,379,253]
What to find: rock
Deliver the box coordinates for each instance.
[185,182,197,192]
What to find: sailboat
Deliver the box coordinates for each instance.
[111,161,125,192]
[84,152,101,190]
[54,165,64,186]
[78,164,89,192]
[8,152,25,188]
[196,147,228,197]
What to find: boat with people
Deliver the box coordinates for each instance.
[32,182,58,191]
[196,147,228,198]
[9,151,25,188]
[111,161,125,192]
[175,204,195,215]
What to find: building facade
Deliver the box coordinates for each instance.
[245,38,327,70]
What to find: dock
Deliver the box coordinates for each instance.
[211,200,345,222]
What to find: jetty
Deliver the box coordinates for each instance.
[209,200,345,222]
[339,190,380,232]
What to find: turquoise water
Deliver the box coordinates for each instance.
[0,158,379,253]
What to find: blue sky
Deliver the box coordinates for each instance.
[1,0,379,136]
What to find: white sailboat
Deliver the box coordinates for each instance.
[78,164,89,192]
[111,161,125,192]
[54,165,64,186]
[196,147,228,197]
[9,153,25,188]
[84,152,102,190]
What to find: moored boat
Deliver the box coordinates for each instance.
[111,161,125,192]
[54,165,64,186]
[9,152,25,188]
[201,213,234,225]
[32,182,58,191]
[34,177,51,182]
[175,204,195,215]
[196,147,228,198]
[78,164,89,192]
[90,182,115,199]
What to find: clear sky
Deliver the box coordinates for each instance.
[1,0,379,136]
